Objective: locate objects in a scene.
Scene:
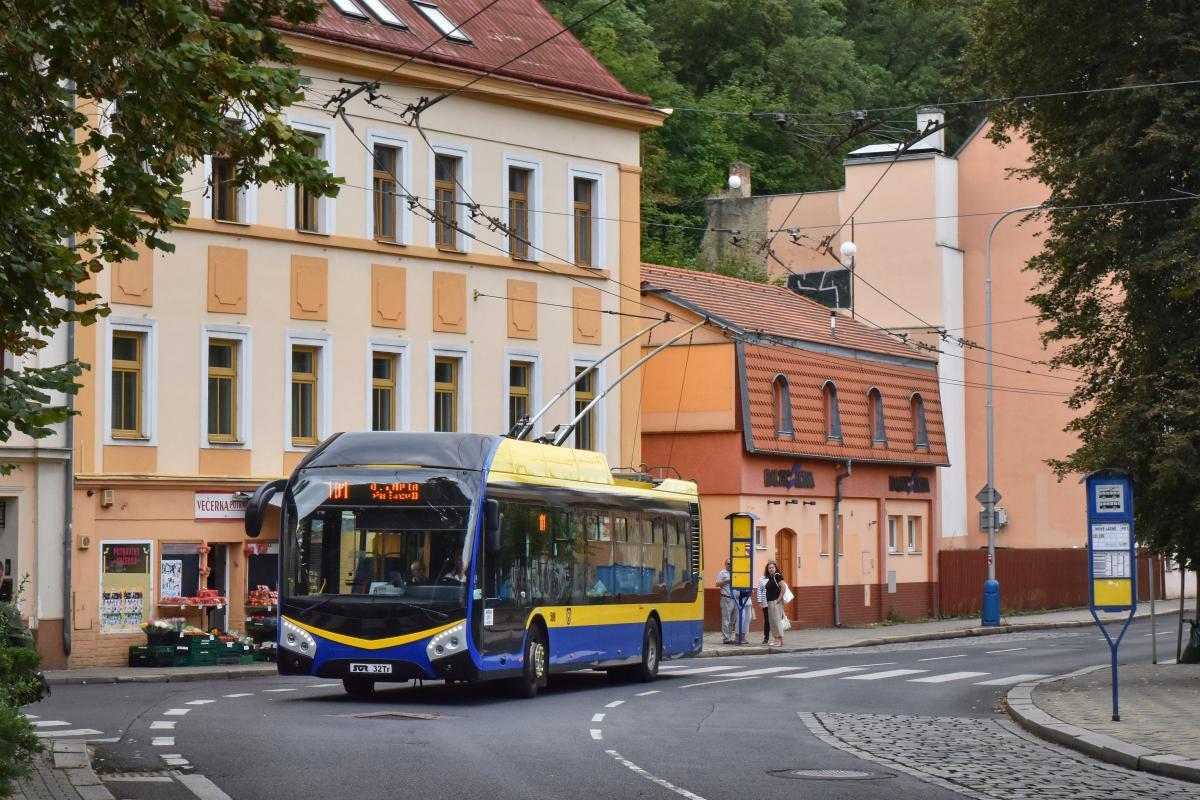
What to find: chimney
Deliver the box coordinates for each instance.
[727,163,751,198]
[914,106,945,154]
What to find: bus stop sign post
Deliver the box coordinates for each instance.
[1084,469,1136,722]
[726,512,758,644]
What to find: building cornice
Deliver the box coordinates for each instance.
[75,474,279,489]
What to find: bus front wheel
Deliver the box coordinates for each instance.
[511,628,548,698]
[343,676,375,699]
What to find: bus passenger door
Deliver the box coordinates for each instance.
[478,503,529,666]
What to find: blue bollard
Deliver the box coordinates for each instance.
[981,579,1001,627]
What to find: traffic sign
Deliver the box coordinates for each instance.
[975,485,1002,505]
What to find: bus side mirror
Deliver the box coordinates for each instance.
[484,499,502,554]
[244,479,286,539]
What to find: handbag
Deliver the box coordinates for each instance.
[782,585,795,604]
[779,615,792,631]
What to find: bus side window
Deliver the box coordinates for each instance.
[569,511,590,605]
[492,501,532,608]
[645,518,667,600]
[587,513,613,602]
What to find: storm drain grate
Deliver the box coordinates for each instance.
[768,768,890,780]
[351,711,454,721]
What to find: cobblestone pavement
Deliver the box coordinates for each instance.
[1034,663,1200,759]
[802,712,1197,799]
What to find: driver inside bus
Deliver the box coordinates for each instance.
[409,560,428,584]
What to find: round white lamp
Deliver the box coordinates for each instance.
[728,174,742,190]
[839,240,857,264]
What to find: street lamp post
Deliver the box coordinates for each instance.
[980,204,1043,626]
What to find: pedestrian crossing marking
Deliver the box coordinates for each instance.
[185,699,214,705]
[35,729,103,738]
[973,673,1049,686]
[223,693,252,698]
[679,676,760,689]
[151,737,175,747]
[843,669,928,681]
[659,665,743,676]
[718,666,806,677]
[778,667,868,679]
[908,671,990,683]
[150,721,176,730]
[30,720,71,728]
[163,708,191,716]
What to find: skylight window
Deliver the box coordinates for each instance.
[412,2,472,43]
[361,0,407,28]
[330,0,369,19]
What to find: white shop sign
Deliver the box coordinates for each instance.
[194,492,248,520]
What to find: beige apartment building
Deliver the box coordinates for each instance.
[6,0,663,667]
[703,111,1080,571]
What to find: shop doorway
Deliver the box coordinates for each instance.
[205,544,229,632]
[776,528,797,589]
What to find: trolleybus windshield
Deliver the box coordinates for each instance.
[282,468,478,639]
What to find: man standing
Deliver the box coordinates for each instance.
[715,558,738,644]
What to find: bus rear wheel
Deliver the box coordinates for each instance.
[633,621,660,682]
[511,627,547,699]
[343,676,375,699]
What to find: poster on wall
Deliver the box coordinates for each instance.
[99,542,152,633]
[160,559,183,599]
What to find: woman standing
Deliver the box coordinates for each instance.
[756,560,789,647]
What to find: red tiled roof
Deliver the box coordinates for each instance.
[742,343,948,465]
[641,263,935,362]
[287,1,649,105]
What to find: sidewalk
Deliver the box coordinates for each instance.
[700,602,1159,657]
[11,741,110,800]
[42,662,275,686]
[1008,662,1200,783]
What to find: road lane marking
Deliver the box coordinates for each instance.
[592,713,605,723]
[604,700,625,708]
[185,700,215,705]
[717,666,805,677]
[658,665,738,676]
[151,737,175,746]
[262,688,297,693]
[985,648,1027,654]
[223,693,252,698]
[680,676,759,689]
[23,714,39,719]
[149,721,176,730]
[176,772,235,800]
[35,729,102,738]
[849,662,896,668]
[918,654,967,662]
[635,690,660,696]
[164,756,190,767]
[102,776,174,783]
[974,674,1049,686]
[164,709,191,716]
[30,721,71,728]
[590,729,603,740]
[908,671,990,683]
[606,750,707,800]
[306,683,341,688]
[843,669,927,681]
[778,667,867,679]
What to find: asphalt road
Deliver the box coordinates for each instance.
[25,615,1197,800]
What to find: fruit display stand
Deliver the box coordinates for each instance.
[245,585,279,662]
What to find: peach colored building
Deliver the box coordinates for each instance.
[13,1,664,667]
[638,265,949,629]
[703,111,1081,565]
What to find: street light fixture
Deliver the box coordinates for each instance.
[980,204,1044,626]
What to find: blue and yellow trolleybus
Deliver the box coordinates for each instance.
[244,432,703,698]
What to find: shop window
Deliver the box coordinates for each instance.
[822,381,842,442]
[869,387,887,445]
[754,525,766,551]
[911,392,929,450]
[773,374,793,437]
[159,543,202,604]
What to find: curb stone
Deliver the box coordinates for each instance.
[1006,666,1200,784]
[50,741,113,800]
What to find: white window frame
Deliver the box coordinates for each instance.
[907,516,922,554]
[199,325,252,449]
[285,116,336,235]
[887,516,900,554]
[104,317,158,446]
[570,355,605,454]
[754,525,767,551]
[284,331,333,451]
[566,166,607,269]
[202,154,257,224]
[427,141,472,252]
[365,130,412,244]
[366,338,410,432]
[504,349,542,436]
[429,344,472,433]
[502,153,544,260]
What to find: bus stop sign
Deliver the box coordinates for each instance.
[1084,469,1136,721]
[726,512,758,642]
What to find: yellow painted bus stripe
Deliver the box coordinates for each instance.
[284,617,459,650]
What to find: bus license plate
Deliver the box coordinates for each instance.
[350,663,392,675]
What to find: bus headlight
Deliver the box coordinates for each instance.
[426,622,466,662]
[280,618,317,657]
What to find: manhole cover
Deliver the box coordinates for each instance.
[351,711,454,721]
[768,768,890,780]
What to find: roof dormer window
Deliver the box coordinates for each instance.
[362,0,408,28]
[412,2,472,43]
[330,0,369,20]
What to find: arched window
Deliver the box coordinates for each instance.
[911,392,929,450]
[868,388,887,445]
[822,381,842,442]
[772,374,793,437]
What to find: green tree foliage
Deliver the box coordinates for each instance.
[0,589,45,795]
[961,1,1200,568]
[549,1,974,274]
[0,1,339,457]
